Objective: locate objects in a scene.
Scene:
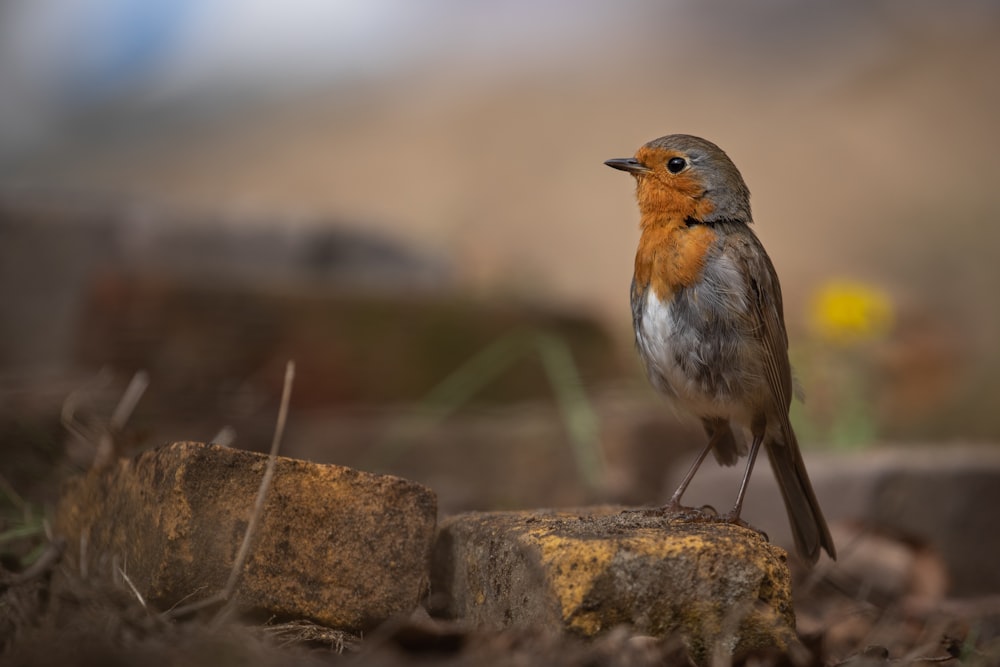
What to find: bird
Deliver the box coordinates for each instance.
[605,134,835,563]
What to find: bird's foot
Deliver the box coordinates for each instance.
[720,510,769,541]
[623,502,719,522]
[669,503,720,522]
[720,509,750,529]
[620,505,768,540]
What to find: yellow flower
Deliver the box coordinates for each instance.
[809,280,893,345]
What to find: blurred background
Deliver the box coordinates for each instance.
[2,0,1000,582]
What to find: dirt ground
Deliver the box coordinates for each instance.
[1,530,995,667]
[2,400,1000,666]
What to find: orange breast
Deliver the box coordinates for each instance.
[634,222,718,301]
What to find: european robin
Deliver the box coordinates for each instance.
[605,134,835,563]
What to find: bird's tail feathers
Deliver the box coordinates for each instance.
[765,429,836,564]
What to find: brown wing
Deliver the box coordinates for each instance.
[736,229,796,443]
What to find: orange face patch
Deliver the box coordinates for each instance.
[632,147,714,226]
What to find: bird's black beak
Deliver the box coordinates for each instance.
[604,157,650,174]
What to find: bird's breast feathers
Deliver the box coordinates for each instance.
[632,251,761,425]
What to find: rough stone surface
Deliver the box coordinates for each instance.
[54,441,437,630]
[432,508,797,664]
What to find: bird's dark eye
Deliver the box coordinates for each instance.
[666,157,687,174]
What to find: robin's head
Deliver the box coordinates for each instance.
[605,134,751,226]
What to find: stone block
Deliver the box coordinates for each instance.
[432,508,797,664]
[54,441,437,630]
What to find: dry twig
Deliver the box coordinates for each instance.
[118,565,147,609]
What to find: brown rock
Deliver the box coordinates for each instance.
[54,441,437,630]
[432,508,798,664]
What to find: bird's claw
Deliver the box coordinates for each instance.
[622,503,718,522]
[720,511,769,541]
[620,504,768,540]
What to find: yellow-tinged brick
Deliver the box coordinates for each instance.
[432,508,798,664]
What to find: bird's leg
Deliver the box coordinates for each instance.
[662,440,715,513]
[724,430,764,524]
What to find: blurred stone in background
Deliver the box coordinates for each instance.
[0,193,449,372]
